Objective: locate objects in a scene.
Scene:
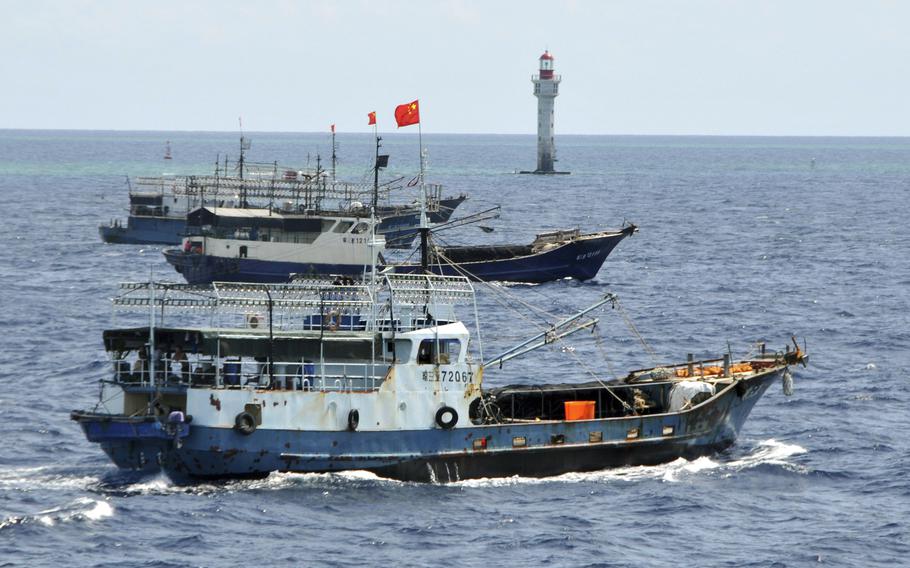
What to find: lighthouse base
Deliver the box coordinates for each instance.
[518,170,571,175]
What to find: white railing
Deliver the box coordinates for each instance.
[111,356,389,393]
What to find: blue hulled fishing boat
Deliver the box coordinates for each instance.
[163,203,635,285]
[395,225,637,283]
[71,276,806,483]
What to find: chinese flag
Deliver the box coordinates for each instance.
[330,124,335,133]
[368,111,376,126]
[394,100,420,128]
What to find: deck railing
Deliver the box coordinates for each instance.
[111,356,389,393]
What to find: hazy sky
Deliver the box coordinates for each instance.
[2,0,908,135]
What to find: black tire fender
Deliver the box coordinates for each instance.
[435,406,458,430]
[234,411,256,435]
[347,409,360,432]
[735,381,748,398]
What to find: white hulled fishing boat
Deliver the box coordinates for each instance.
[71,273,806,482]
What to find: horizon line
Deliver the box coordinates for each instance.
[1,127,909,139]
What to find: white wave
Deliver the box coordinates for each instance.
[108,474,189,496]
[1,497,114,530]
[722,438,808,475]
[453,439,808,487]
[81,499,115,521]
[98,473,223,497]
[37,497,114,526]
[236,469,401,491]
[0,465,101,491]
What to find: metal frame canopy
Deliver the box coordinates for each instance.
[131,175,446,212]
[113,274,475,315]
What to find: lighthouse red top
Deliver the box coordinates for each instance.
[539,50,554,79]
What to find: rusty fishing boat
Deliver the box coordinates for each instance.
[71,273,806,483]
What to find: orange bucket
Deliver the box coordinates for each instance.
[564,400,596,421]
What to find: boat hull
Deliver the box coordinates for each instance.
[162,250,370,284]
[396,227,634,283]
[99,217,187,245]
[75,369,781,483]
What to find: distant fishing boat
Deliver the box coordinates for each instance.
[394,225,637,283]
[71,276,807,483]
[100,136,467,247]
[98,176,201,245]
[99,176,465,247]
[163,141,172,160]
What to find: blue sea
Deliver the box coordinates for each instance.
[1,130,908,567]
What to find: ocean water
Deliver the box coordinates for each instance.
[0,130,908,567]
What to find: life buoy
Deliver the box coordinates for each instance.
[234,411,256,435]
[435,406,458,430]
[347,409,360,431]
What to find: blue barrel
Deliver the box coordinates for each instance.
[224,362,241,386]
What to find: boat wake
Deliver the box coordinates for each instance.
[0,441,806,502]
[105,439,807,491]
[453,439,808,487]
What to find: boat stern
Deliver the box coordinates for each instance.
[71,410,190,470]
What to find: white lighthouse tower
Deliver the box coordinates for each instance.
[522,50,569,175]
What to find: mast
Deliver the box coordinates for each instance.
[148,268,156,391]
[238,124,245,180]
[373,136,381,210]
[373,136,389,211]
[315,154,323,211]
[417,123,429,272]
[238,118,251,207]
[331,125,337,182]
[372,137,389,283]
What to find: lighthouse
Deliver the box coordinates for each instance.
[521,50,569,175]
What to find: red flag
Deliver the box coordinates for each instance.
[394,100,420,128]
[368,111,376,126]
[330,124,335,133]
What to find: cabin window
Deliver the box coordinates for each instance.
[394,339,413,362]
[351,222,369,234]
[417,338,461,365]
[333,221,354,233]
[239,245,248,258]
[417,340,434,364]
[438,339,461,364]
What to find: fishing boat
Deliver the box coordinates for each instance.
[99,137,466,247]
[71,276,806,483]
[99,176,465,247]
[162,207,385,284]
[164,205,634,285]
[99,176,204,245]
[394,225,637,283]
